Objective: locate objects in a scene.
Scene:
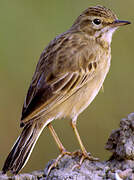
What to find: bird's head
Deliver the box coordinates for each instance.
[72,5,130,44]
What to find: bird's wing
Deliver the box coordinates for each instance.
[21,32,97,124]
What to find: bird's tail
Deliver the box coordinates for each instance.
[2,121,44,175]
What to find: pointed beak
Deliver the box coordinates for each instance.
[111,20,131,27]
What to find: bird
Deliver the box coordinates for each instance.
[2,5,130,175]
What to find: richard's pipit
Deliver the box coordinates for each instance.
[2,5,130,174]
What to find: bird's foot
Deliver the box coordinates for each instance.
[47,149,72,175]
[80,151,99,163]
[72,150,99,170]
[47,150,99,175]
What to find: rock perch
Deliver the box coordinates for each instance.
[1,113,134,180]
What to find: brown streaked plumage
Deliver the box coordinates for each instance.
[2,5,130,174]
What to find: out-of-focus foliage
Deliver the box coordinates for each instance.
[0,0,133,173]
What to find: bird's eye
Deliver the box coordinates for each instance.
[93,19,101,25]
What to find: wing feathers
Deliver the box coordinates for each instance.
[21,32,97,124]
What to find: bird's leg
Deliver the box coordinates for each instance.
[47,123,72,174]
[71,120,99,167]
[48,123,65,152]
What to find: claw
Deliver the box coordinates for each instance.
[47,150,99,175]
[72,151,99,171]
[79,153,99,165]
[47,149,72,175]
[71,163,81,171]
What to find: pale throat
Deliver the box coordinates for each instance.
[95,27,117,45]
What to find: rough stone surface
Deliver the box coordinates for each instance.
[1,113,134,180]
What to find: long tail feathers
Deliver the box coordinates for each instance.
[2,122,44,175]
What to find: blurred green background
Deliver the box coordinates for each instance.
[0,0,133,174]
